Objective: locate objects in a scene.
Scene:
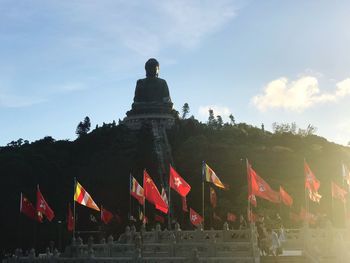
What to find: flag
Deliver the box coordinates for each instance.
[246,160,257,207]
[20,193,38,221]
[169,165,191,197]
[74,181,100,211]
[182,196,188,212]
[331,181,347,203]
[155,214,165,223]
[36,186,55,221]
[227,212,237,222]
[280,186,293,207]
[67,204,74,232]
[101,206,114,224]
[143,170,168,214]
[161,187,169,206]
[203,162,226,189]
[304,161,322,203]
[190,208,203,226]
[342,164,350,188]
[210,187,217,208]
[213,212,222,221]
[130,175,145,205]
[248,165,280,203]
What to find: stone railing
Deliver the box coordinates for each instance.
[4,222,259,263]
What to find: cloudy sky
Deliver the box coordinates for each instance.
[0,0,349,146]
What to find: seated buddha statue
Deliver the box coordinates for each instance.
[128,58,173,115]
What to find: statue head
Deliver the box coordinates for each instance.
[145,58,159,77]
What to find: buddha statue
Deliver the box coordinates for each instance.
[127,58,173,115]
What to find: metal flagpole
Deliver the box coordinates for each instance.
[246,158,251,225]
[129,174,132,221]
[202,161,205,229]
[331,184,335,224]
[168,176,171,230]
[73,177,76,239]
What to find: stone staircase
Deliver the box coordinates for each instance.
[261,255,309,263]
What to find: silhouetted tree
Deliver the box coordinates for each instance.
[208,109,216,127]
[216,115,223,128]
[229,114,235,126]
[76,116,91,137]
[181,103,190,119]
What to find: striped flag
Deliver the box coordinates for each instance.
[74,181,100,211]
[203,162,226,189]
[130,175,145,205]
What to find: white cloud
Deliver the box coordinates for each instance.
[198,105,232,121]
[53,0,236,56]
[252,76,350,112]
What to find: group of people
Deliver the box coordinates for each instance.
[255,214,286,256]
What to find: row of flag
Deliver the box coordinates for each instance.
[20,159,350,230]
[246,159,350,224]
[20,181,119,231]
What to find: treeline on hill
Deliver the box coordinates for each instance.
[0,110,350,254]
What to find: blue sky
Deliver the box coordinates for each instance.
[1,0,349,146]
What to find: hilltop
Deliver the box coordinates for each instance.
[1,116,349,253]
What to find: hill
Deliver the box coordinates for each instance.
[1,117,349,253]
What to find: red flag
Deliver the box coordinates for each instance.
[331,182,347,203]
[246,161,257,207]
[101,206,114,224]
[227,212,237,222]
[190,208,203,226]
[36,186,55,221]
[143,170,168,214]
[249,165,280,203]
[130,175,145,205]
[210,187,217,208]
[182,196,188,212]
[155,214,165,223]
[20,193,38,221]
[304,161,322,203]
[67,203,74,232]
[169,165,191,197]
[280,186,293,207]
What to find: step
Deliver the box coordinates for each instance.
[261,255,308,263]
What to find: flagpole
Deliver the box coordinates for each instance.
[303,159,308,226]
[73,177,76,239]
[246,158,251,225]
[202,161,205,229]
[331,184,335,224]
[168,180,171,230]
[129,174,132,222]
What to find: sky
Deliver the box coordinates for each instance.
[0,0,349,146]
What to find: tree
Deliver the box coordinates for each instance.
[216,115,223,128]
[76,116,91,137]
[229,114,235,125]
[182,103,190,119]
[207,109,217,127]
